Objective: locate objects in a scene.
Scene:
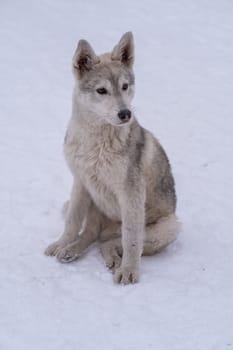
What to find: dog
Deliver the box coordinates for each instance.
[45,32,180,284]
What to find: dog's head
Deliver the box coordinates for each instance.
[72,32,135,126]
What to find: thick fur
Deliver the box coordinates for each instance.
[45,32,180,284]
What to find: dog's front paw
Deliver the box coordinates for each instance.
[44,241,62,256]
[114,265,140,285]
[56,246,81,263]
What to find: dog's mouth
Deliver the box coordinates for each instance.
[119,119,130,125]
[117,116,133,126]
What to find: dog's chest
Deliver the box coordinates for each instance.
[65,135,125,219]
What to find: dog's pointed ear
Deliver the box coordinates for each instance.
[72,39,99,79]
[111,32,134,68]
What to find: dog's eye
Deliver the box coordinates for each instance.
[122,83,129,91]
[96,87,108,95]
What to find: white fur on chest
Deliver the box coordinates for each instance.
[64,124,126,220]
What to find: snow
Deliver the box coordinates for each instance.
[0,1,233,349]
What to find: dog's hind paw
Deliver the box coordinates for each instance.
[100,238,123,272]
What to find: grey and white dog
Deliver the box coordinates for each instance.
[45,32,180,284]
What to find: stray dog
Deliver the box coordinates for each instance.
[45,32,180,284]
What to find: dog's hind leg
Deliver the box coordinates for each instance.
[101,238,123,271]
[143,214,180,255]
[100,214,180,273]
[100,223,122,271]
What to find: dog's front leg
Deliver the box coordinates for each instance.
[63,178,91,242]
[45,177,91,256]
[114,188,145,284]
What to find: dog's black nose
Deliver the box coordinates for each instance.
[118,109,131,122]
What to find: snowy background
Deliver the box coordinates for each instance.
[0,1,233,349]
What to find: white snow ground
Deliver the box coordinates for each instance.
[0,1,233,349]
